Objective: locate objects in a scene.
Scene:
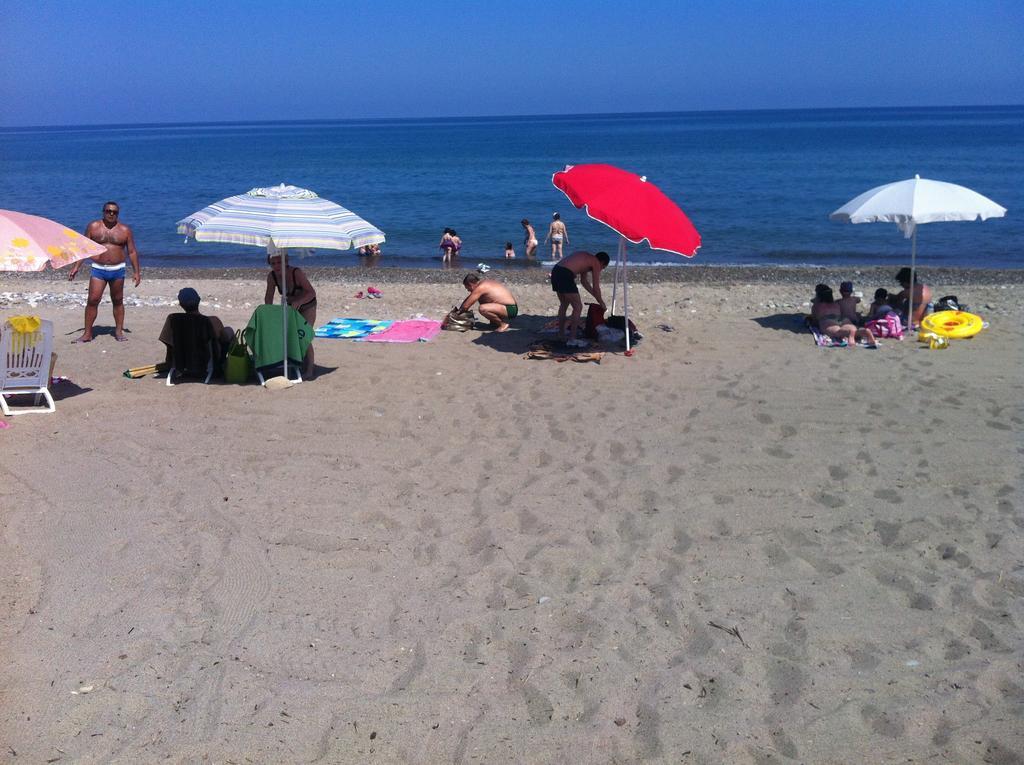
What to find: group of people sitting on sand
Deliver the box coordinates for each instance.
[810,268,932,347]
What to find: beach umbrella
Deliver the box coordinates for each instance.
[829,175,1006,327]
[177,184,385,380]
[1,210,105,272]
[552,164,701,353]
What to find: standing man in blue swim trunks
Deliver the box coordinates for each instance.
[68,201,142,342]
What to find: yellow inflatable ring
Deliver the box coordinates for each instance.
[920,310,984,339]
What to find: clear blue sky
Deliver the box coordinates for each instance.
[2,0,1021,127]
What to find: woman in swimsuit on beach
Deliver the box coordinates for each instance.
[522,218,538,258]
[545,212,568,260]
[811,284,876,347]
[265,253,318,376]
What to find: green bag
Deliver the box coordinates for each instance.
[224,330,252,384]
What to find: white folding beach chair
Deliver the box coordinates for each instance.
[1,318,56,415]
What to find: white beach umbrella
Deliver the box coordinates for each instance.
[829,175,1006,326]
[177,184,385,380]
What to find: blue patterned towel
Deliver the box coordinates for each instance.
[315,318,393,339]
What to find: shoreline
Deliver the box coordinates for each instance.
[4,264,1024,288]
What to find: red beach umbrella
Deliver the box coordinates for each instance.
[552,163,701,352]
[552,164,701,256]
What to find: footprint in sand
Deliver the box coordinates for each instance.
[829,465,849,481]
[815,493,846,509]
[860,704,905,738]
[873,488,903,504]
[873,520,901,547]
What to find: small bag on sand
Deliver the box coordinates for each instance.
[224,329,253,384]
[584,303,606,339]
[934,295,967,313]
[865,313,903,339]
[442,307,475,332]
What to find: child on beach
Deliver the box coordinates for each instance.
[837,281,861,324]
[504,242,515,259]
[868,288,894,319]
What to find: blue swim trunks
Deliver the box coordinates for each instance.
[91,263,126,282]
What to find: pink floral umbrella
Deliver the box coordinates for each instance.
[0,210,105,272]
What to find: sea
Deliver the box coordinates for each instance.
[1,106,1021,271]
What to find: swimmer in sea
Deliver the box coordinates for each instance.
[545,212,568,260]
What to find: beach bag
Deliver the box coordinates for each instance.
[865,313,903,339]
[224,329,253,384]
[934,295,966,313]
[605,314,637,334]
[584,303,606,339]
[606,314,642,344]
[442,307,475,332]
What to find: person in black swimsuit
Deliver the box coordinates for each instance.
[264,253,318,377]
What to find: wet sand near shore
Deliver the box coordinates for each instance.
[1,270,1021,763]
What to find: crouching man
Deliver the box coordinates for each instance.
[459,273,519,332]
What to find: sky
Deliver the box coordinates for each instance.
[1,0,1022,127]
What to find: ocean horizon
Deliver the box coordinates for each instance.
[2,105,1020,270]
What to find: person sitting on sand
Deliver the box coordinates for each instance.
[459,272,518,332]
[159,287,234,366]
[264,253,317,377]
[868,288,895,319]
[891,267,932,329]
[811,284,876,347]
[521,219,538,258]
[551,250,609,346]
[837,281,861,324]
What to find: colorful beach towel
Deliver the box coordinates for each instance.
[316,318,393,339]
[809,325,847,348]
[362,320,442,343]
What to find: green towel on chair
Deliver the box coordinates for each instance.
[243,305,312,372]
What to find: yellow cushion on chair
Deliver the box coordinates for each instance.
[5,316,42,354]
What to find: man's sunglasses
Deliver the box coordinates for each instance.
[104,209,119,215]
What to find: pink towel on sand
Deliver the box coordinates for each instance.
[361,320,442,343]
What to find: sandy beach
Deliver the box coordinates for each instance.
[1,267,1022,763]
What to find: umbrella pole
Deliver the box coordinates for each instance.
[908,228,917,333]
[281,246,289,380]
[610,244,622,316]
[620,236,631,353]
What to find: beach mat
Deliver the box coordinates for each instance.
[362,320,442,343]
[316,318,393,339]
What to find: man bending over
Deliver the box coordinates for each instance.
[550,250,609,346]
[460,273,518,332]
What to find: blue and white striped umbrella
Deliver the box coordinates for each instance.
[176,184,385,384]
[176,184,385,251]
